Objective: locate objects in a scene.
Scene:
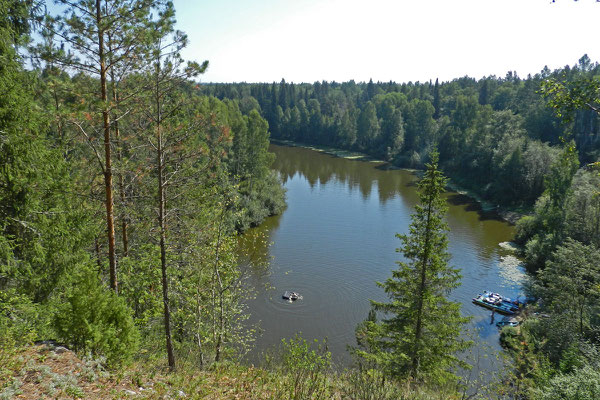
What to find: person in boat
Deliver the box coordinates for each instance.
[283,291,301,300]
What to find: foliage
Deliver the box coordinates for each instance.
[340,369,410,400]
[356,151,471,384]
[170,190,256,366]
[517,143,580,270]
[497,321,554,400]
[0,290,47,347]
[1,2,93,365]
[536,366,600,400]
[499,55,600,400]
[204,56,600,207]
[271,334,332,400]
[541,55,600,122]
[53,266,139,366]
[531,239,600,363]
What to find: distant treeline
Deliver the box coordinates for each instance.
[203,55,600,207]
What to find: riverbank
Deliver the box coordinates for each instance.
[270,139,527,225]
[271,139,388,164]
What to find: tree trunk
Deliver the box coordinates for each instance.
[109,59,128,258]
[410,197,434,378]
[215,294,223,362]
[213,210,225,363]
[156,73,176,371]
[94,236,102,268]
[96,0,118,293]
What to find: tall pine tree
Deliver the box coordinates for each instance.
[40,0,167,293]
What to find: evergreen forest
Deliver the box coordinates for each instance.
[1,1,600,399]
[205,58,600,208]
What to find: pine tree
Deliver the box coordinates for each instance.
[40,0,168,293]
[361,151,471,384]
[140,13,208,369]
[278,78,287,110]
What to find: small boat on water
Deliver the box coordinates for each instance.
[282,291,302,301]
[472,291,523,315]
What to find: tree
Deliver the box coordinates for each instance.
[518,142,580,270]
[534,240,600,359]
[537,366,600,400]
[358,151,470,383]
[41,0,166,293]
[378,98,404,160]
[433,78,441,119]
[357,101,379,150]
[404,99,435,153]
[541,56,600,121]
[0,0,95,350]
[478,79,489,105]
[141,14,208,370]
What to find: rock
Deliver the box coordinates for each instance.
[35,340,58,346]
[123,389,137,395]
[177,390,186,398]
[54,346,69,354]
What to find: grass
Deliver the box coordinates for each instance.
[0,344,469,399]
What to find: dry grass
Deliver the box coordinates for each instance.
[0,345,281,399]
[0,344,462,399]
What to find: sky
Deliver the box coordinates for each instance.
[171,0,600,84]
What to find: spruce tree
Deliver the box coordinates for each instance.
[433,78,441,119]
[361,150,471,384]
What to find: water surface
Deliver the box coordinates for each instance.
[240,144,523,367]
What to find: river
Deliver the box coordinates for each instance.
[239,143,525,369]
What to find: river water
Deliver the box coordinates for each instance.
[239,144,525,368]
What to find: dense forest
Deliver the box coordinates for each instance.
[2,0,600,399]
[204,58,600,208]
[1,0,284,372]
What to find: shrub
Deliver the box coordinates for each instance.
[340,369,407,400]
[274,334,331,400]
[537,366,600,400]
[53,267,139,366]
[0,290,42,348]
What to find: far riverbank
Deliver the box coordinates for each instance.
[270,139,528,225]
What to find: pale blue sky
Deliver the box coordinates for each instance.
[44,0,600,83]
[172,0,600,84]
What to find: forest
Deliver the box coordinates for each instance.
[1,0,285,373]
[1,0,600,399]
[204,57,600,208]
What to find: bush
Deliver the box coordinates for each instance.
[514,215,538,246]
[537,366,600,400]
[340,369,407,400]
[270,334,332,400]
[53,267,139,366]
[0,290,45,348]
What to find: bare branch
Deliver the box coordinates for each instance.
[70,120,106,174]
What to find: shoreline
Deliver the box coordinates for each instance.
[270,139,526,225]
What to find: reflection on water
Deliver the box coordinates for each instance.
[240,144,524,369]
[276,147,416,206]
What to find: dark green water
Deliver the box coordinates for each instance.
[240,144,524,367]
